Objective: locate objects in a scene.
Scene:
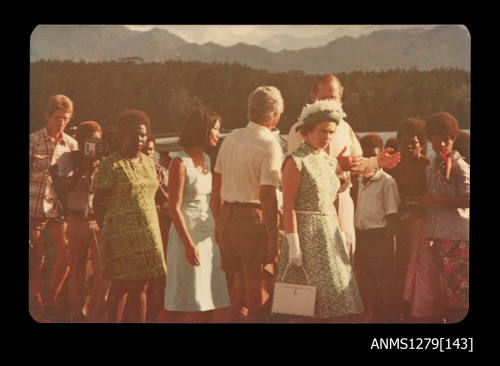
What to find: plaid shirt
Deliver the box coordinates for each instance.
[29,126,78,218]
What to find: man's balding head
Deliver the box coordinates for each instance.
[311,74,344,102]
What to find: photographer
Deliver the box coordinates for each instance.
[53,121,109,322]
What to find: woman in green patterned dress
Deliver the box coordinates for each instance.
[277,100,363,321]
[93,110,167,322]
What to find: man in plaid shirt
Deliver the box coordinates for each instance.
[29,95,78,321]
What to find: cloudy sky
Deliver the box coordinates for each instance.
[125,24,439,49]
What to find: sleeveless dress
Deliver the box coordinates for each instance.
[164,151,230,312]
[277,142,364,318]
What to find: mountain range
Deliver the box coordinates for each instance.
[30,25,470,74]
[258,25,437,51]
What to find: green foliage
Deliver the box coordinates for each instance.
[30,60,470,136]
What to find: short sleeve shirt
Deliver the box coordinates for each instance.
[29,127,78,218]
[425,151,470,240]
[215,122,282,203]
[354,169,401,231]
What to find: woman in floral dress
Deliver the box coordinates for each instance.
[277,100,364,321]
[410,112,470,323]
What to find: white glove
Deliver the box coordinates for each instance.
[286,233,303,267]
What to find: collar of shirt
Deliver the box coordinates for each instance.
[42,126,70,147]
[431,150,466,177]
[360,168,384,185]
[247,121,274,136]
[433,150,463,164]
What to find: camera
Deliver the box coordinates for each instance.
[84,138,105,159]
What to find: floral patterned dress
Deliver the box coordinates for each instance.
[277,142,364,318]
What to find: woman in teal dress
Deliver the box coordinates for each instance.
[158,107,230,323]
[93,110,167,322]
[277,100,363,321]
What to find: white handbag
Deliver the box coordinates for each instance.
[271,264,317,317]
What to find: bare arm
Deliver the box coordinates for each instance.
[260,184,280,264]
[168,158,200,266]
[336,148,401,174]
[281,156,301,235]
[210,171,223,244]
[210,171,223,221]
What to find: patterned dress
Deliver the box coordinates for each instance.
[277,142,364,318]
[425,151,470,313]
[93,152,167,280]
[164,151,230,312]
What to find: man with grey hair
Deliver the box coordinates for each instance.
[212,86,284,322]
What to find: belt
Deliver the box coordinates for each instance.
[295,210,335,216]
[223,201,261,208]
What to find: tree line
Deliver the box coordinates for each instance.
[30,60,470,136]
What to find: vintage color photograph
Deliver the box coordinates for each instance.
[29,24,470,325]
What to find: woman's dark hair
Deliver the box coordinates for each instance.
[116,109,151,138]
[425,112,460,141]
[360,134,383,157]
[178,107,221,148]
[397,118,428,155]
[385,136,398,151]
[397,118,427,146]
[75,121,103,145]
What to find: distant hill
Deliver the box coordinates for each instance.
[30,25,470,73]
[258,25,437,52]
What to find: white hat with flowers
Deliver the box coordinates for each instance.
[297,99,347,128]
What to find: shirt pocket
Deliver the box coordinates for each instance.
[31,152,52,172]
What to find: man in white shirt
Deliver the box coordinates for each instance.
[212,86,283,322]
[287,74,400,263]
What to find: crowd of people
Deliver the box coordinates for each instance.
[29,73,470,324]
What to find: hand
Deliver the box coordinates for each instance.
[184,244,200,267]
[264,242,280,264]
[377,148,401,169]
[337,146,364,172]
[286,233,302,267]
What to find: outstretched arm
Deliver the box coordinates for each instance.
[281,157,301,235]
[337,146,401,173]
